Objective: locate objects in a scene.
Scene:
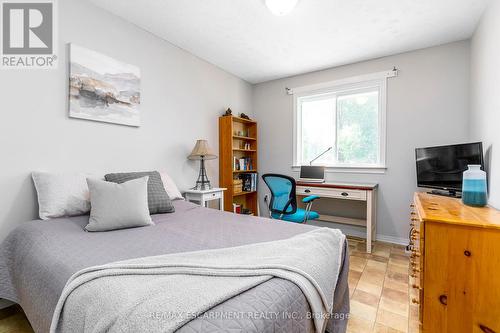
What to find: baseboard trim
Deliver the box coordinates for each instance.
[376,234,409,246]
[343,229,408,246]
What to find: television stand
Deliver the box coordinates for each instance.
[427,189,462,198]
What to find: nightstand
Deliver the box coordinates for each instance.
[184,188,226,210]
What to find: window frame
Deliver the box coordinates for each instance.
[292,74,388,173]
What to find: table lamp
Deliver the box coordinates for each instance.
[188,139,217,190]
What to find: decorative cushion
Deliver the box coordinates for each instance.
[159,171,184,200]
[32,172,98,220]
[105,171,174,214]
[86,177,153,232]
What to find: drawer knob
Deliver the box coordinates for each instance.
[479,324,496,333]
[305,189,311,193]
[341,192,349,196]
[439,294,448,305]
[464,250,471,257]
[411,298,420,304]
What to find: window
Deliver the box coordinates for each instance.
[293,76,387,170]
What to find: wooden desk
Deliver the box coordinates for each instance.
[296,181,378,253]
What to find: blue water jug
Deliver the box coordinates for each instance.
[462,165,488,207]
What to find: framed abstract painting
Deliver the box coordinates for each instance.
[69,44,141,127]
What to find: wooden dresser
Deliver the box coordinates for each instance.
[410,192,500,333]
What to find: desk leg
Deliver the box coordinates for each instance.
[366,191,373,253]
[372,189,377,243]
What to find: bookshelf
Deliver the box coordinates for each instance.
[219,115,258,215]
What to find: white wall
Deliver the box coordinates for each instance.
[253,41,471,243]
[0,0,253,240]
[470,0,500,209]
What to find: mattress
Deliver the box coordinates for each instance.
[0,200,349,333]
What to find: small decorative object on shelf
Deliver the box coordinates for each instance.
[223,108,233,116]
[241,208,252,215]
[188,139,217,190]
[233,203,242,214]
[243,142,251,150]
[235,130,247,137]
[239,113,251,120]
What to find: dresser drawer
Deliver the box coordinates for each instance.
[202,191,222,200]
[410,202,425,324]
[296,186,367,201]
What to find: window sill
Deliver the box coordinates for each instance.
[291,165,387,174]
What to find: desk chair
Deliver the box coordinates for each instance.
[262,174,320,223]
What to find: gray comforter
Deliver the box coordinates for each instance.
[0,200,349,333]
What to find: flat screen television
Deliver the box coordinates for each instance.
[415,142,484,195]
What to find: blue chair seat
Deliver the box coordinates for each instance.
[272,209,320,223]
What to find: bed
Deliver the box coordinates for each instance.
[0,200,349,333]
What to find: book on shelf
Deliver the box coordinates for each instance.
[233,157,253,171]
[239,172,258,192]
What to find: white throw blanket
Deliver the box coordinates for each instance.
[50,228,345,333]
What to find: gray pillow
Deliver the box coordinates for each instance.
[105,171,175,214]
[86,177,153,232]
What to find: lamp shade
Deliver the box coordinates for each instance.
[188,140,217,160]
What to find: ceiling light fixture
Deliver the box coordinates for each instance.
[265,0,299,16]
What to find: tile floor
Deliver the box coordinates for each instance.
[0,305,32,333]
[0,238,420,333]
[347,238,420,333]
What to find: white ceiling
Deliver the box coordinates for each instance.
[87,0,489,83]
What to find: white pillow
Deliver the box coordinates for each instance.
[32,172,99,220]
[86,177,153,232]
[159,171,184,200]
